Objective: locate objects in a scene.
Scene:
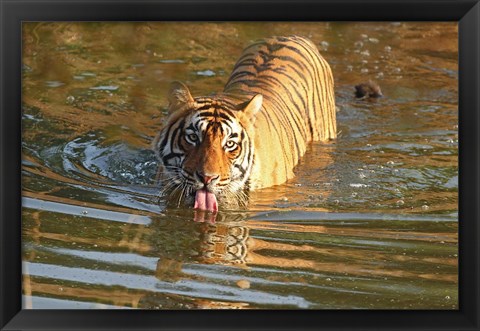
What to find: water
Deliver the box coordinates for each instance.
[21,22,458,309]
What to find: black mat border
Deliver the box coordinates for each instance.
[1,0,479,330]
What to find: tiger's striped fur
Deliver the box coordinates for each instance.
[153,36,336,210]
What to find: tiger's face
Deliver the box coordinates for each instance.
[154,82,263,212]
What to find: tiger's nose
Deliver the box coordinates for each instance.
[196,171,219,185]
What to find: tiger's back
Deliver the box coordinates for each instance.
[223,36,336,189]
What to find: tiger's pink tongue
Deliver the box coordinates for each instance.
[194,189,218,212]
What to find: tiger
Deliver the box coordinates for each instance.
[153,35,337,212]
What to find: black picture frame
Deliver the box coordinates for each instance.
[1,0,479,330]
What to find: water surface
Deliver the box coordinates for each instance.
[22,22,458,309]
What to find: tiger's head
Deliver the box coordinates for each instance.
[154,81,263,212]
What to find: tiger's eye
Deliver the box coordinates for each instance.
[225,140,237,149]
[187,133,198,142]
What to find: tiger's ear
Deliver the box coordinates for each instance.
[240,94,263,123]
[168,81,194,112]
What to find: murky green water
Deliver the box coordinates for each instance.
[22,22,458,309]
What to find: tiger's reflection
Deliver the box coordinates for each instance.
[195,213,249,265]
[153,211,250,283]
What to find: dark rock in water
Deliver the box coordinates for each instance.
[355,81,383,99]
